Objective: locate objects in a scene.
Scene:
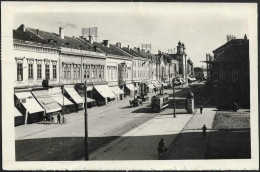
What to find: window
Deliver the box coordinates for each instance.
[111,67,113,79]
[244,73,249,80]
[28,64,33,79]
[232,70,239,82]
[76,67,79,79]
[219,70,225,81]
[17,63,23,81]
[99,66,102,78]
[37,64,42,79]
[53,64,57,79]
[45,64,50,80]
[63,66,67,79]
[74,66,77,79]
[67,66,71,79]
[84,69,86,79]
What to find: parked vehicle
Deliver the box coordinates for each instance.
[151,94,169,112]
[129,99,142,107]
[217,102,239,111]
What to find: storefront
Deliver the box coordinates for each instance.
[110,86,124,101]
[64,86,84,110]
[124,84,138,97]
[14,107,24,126]
[145,82,155,93]
[14,92,44,124]
[93,84,116,105]
[32,90,61,116]
[49,87,74,114]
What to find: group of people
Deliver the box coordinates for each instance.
[43,113,65,124]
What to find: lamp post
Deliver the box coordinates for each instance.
[84,80,89,160]
[61,85,65,122]
[173,78,176,118]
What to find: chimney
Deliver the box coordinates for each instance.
[59,27,64,39]
[103,40,109,47]
[93,45,97,52]
[36,29,39,36]
[18,24,26,32]
[116,42,121,48]
[88,35,93,44]
[244,34,247,40]
[127,45,130,50]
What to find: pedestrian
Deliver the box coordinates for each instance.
[157,138,166,158]
[200,105,203,114]
[57,113,61,124]
[202,124,207,139]
[75,104,78,113]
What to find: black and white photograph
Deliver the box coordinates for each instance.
[1,1,258,171]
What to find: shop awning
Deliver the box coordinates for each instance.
[110,86,124,95]
[146,83,155,89]
[188,77,197,82]
[64,87,84,104]
[48,88,73,106]
[32,90,61,113]
[158,81,167,86]
[14,107,23,117]
[151,81,161,88]
[125,84,137,92]
[15,92,44,114]
[86,97,95,103]
[94,85,116,98]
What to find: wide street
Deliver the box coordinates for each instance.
[16,83,202,161]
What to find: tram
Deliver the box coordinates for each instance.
[151,94,169,112]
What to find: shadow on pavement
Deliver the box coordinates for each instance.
[16,129,251,161]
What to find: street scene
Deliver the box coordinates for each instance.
[9,3,252,163]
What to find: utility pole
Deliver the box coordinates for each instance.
[173,78,176,118]
[62,85,65,121]
[84,80,89,160]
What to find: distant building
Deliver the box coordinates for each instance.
[168,41,194,83]
[205,34,249,107]
[194,67,203,81]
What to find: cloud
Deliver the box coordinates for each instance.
[58,22,77,29]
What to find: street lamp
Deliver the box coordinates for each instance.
[61,85,65,122]
[84,80,89,160]
[172,78,176,118]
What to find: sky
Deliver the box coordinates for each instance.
[12,2,253,68]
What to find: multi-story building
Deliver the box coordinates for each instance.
[205,34,249,107]
[13,25,62,125]
[93,41,134,99]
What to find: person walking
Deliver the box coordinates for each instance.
[202,124,207,139]
[57,113,61,124]
[158,138,166,158]
[200,105,203,114]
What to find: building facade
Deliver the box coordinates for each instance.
[205,34,249,107]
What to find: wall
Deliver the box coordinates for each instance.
[106,56,132,87]
[14,43,60,88]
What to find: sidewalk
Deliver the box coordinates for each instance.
[163,108,216,159]
[89,108,194,160]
